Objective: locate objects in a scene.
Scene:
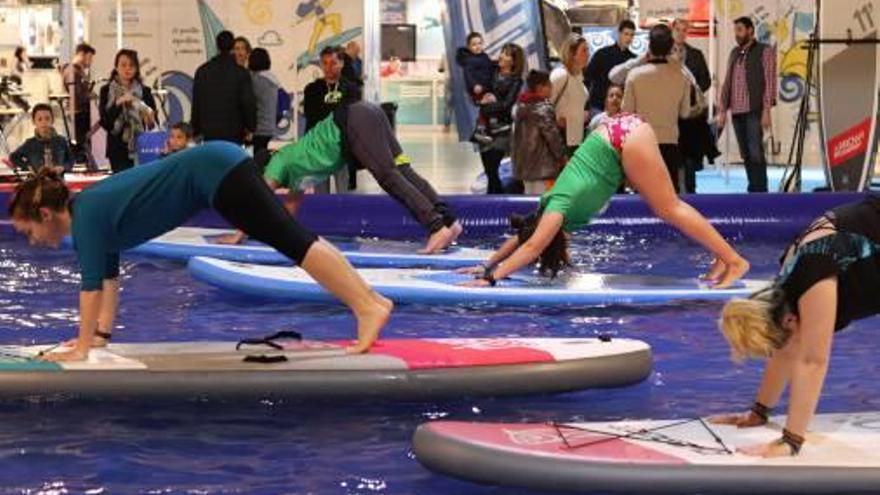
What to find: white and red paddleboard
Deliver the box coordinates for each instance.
[414,413,880,494]
[0,337,650,400]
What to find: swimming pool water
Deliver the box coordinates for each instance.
[1,229,878,495]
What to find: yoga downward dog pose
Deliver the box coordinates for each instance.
[8,143,392,362]
[713,196,880,457]
[217,101,462,253]
[462,113,749,288]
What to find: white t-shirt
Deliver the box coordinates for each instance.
[550,66,589,146]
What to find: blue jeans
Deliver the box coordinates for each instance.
[731,111,768,192]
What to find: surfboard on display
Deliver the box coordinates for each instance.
[820,0,880,191]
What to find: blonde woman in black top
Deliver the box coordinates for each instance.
[716,196,880,457]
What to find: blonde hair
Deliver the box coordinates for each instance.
[718,288,791,362]
[559,33,587,74]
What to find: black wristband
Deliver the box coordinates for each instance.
[750,401,772,424]
[95,330,112,341]
[778,428,804,456]
[482,269,497,287]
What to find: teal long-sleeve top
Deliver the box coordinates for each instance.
[71,142,249,290]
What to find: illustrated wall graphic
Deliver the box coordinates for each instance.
[258,29,283,47]
[244,0,273,25]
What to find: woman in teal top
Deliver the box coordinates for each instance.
[216,101,462,254]
[462,113,750,288]
[8,142,392,362]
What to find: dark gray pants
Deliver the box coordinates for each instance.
[346,102,453,233]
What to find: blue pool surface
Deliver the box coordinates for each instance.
[1,228,879,494]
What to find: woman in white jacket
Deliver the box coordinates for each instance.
[550,34,590,155]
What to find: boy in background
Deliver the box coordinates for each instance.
[163,122,194,156]
[511,70,567,194]
[9,103,74,173]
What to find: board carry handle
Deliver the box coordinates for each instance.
[235,330,303,351]
[242,354,289,364]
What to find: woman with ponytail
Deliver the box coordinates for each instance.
[460,114,749,288]
[712,197,880,457]
[8,142,391,362]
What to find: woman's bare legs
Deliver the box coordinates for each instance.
[300,239,393,353]
[620,124,749,288]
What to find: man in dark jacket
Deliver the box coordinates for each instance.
[716,16,777,193]
[584,19,636,115]
[303,46,361,132]
[62,43,96,168]
[672,18,716,193]
[191,31,256,144]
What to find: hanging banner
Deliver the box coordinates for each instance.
[639,0,692,22]
[640,0,710,35]
[442,0,549,142]
[819,0,880,191]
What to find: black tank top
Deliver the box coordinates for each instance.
[779,196,880,331]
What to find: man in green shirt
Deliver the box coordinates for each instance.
[218,101,462,253]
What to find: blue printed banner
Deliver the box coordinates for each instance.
[442,0,548,141]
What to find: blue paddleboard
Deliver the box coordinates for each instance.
[124,227,491,269]
[188,256,767,307]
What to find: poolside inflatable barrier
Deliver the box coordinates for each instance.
[188,256,767,306]
[0,336,651,399]
[126,227,492,268]
[413,412,880,494]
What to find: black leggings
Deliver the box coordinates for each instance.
[479,148,505,194]
[213,160,318,265]
[252,135,272,174]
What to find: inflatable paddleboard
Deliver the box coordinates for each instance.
[414,413,880,494]
[0,337,650,399]
[126,227,492,268]
[819,0,880,191]
[188,256,767,306]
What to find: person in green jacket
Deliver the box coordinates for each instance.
[215,101,462,254]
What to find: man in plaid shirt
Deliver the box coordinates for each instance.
[716,16,777,193]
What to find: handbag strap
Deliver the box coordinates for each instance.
[553,73,570,107]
